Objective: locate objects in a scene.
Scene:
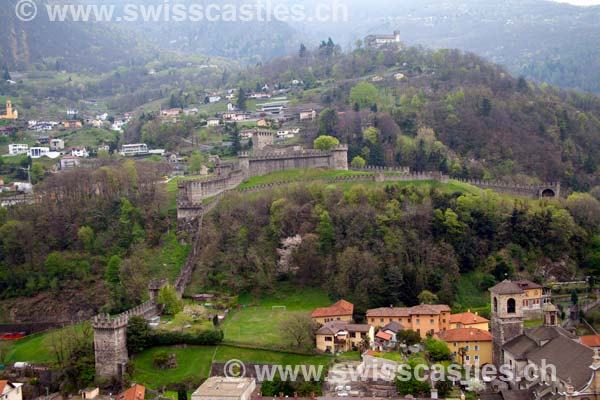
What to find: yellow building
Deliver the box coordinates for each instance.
[366,304,451,338]
[449,311,490,331]
[315,321,374,353]
[311,299,353,324]
[514,280,550,316]
[0,100,18,120]
[437,328,493,366]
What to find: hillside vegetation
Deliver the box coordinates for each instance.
[192,179,600,315]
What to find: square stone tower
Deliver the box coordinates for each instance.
[489,280,525,366]
[252,131,274,153]
[92,314,129,382]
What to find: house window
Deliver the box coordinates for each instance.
[465,345,470,351]
[493,297,498,313]
[430,319,434,324]
[474,345,479,351]
[465,356,470,362]
[380,318,384,323]
[371,318,375,323]
[453,342,457,347]
[416,319,420,325]
[474,356,479,362]
[325,336,332,342]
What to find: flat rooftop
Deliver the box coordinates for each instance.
[192,377,255,397]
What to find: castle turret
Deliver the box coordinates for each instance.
[92,314,129,383]
[329,145,349,170]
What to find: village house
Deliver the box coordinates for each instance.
[373,321,404,351]
[0,100,19,120]
[208,95,222,103]
[8,144,28,156]
[449,310,490,331]
[311,299,354,324]
[116,384,145,400]
[222,111,249,122]
[81,388,99,400]
[28,147,50,159]
[364,31,402,48]
[315,321,374,353]
[61,120,82,129]
[436,327,493,366]
[0,380,23,400]
[98,143,110,152]
[514,280,551,318]
[207,118,221,127]
[299,109,317,121]
[71,147,89,158]
[366,304,451,338]
[120,143,149,156]
[61,155,81,170]
[192,377,255,400]
[50,138,65,151]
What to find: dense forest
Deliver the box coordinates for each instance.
[193,182,600,315]
[233,43,600,190]
[0,160,179,321]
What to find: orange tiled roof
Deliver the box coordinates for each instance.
[311,299,354,318]
[449,311,490,325]
[0,381,7,395]
[580,335,600,347]
[118,384,145,400]
[437,328,492,342]
[376,331,392,341]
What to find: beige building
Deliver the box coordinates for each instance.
[315,321,374,353]
[192,377,255,400]
[366,304,451,338]
[0,381,23,400]
[436,328,493,366]
[311,299,353,324]
[449,311,490,331]
[0,100,18,120]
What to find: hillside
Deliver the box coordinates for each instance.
[290,0,600,94]
[0,0,155,72]
[241,44,600,190]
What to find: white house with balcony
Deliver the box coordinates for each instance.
[120,143,149,156]
[8,144,28,156]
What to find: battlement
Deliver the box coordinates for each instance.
[252,130,274,137]
[92,313,129,329]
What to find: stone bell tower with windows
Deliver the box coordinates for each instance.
[489,280,526,366]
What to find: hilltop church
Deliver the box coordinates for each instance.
[0,99,18,120]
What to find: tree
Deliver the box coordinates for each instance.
[157,284,182,315]
[318,108,338,135]
[350,82,378,109]
[425,339,452,361]
[299,43,307,58]
[105,255,122,285]
[178,388,188,400]
[418,290,439,305]
[395,358,431,397]
[2,65,10,81]
[280,313,318,350]
[236,88,247,111]
[313,135,340,150]
[316,210,335,253]
[351,156,366,169]
[127,316,151,354]
[173,311,193,332]
[571,289,579,306]
[188,151,206,173]
[77,226,95,252]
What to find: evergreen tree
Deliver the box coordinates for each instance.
[236,88,247,110]
[2,65,10,81]
[299,43,307,58]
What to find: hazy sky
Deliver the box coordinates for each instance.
[553,0,600,5]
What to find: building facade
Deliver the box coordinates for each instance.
[366,304,451,338]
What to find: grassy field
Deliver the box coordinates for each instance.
[3,324,87,364]
[237,169,374,189]
[132,345,330,389]
[454,273,491,311]
[222,284,331,347]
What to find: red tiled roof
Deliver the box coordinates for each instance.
[580,334,600,347]
[118,384,145,400]
[449,311,490,325]
[0,381,7,395]
[376,331,392,341]
[437,328,492,342]
[311,299,353,318]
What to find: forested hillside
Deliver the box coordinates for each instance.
[193,182,600,314]
[238,43,600,190]
[0,160,184,322]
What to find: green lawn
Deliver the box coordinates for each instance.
[4,324,87,364]
[132,345,330,389]
[454,273,491,310]
[222,284,331,347]
[237,169,374,189]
